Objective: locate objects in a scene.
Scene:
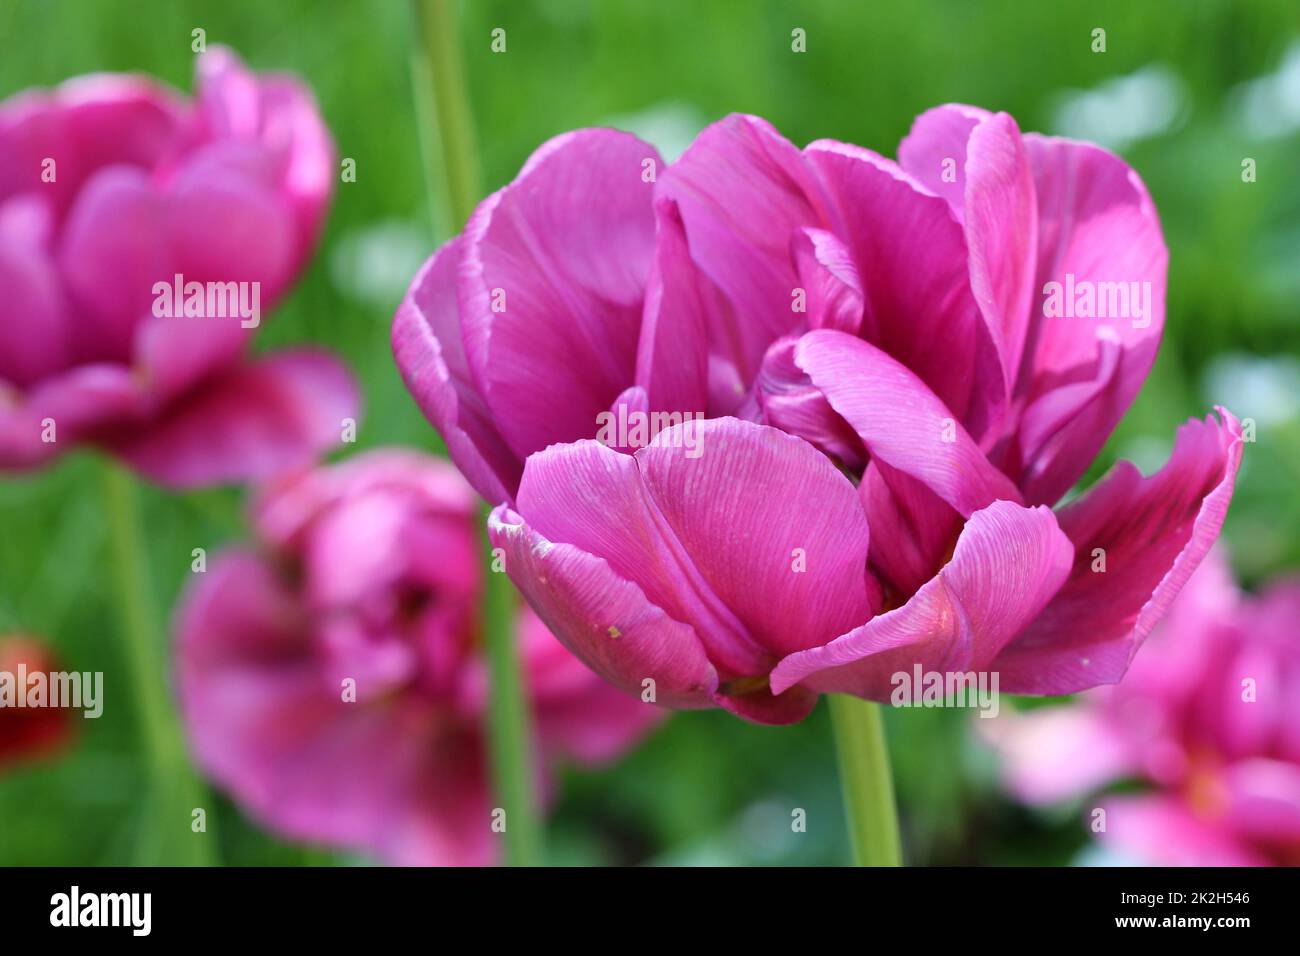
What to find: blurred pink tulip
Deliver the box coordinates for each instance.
[0,47,357,486]
[985,550,1300,866]
[175,450,662,865]
[394,107,1241,724]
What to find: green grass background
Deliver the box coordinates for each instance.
[1,0,1297,865]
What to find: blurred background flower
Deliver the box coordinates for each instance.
[983,550,1300,866]
[0,45,355,487]
[1,0,1297,865]
[176,450,661,865]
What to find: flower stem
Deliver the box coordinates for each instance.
[408,0,542,865]
[101,461,213,866]
[481,507,543,866]
[409,0,481,230]
[828,694,902,866]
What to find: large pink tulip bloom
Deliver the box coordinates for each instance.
[985,551,1300,866]
[394,107,1241,724]
[176,450,662,865]
[0,47,357,486]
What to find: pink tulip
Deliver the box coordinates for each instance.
[984,550,1300,866]
[0,47,357,486]
[175,449,662,865]
[393,107,1241,724]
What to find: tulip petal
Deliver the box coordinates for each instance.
[0,636,73,766]
[134,305,254,403]
[242,73,334,257]
[1239,582,1300,764]
[0,209,72,387]
[459,129,660,461]
[993,409,1243,693]
[513,420,874,675]
[380,728,497,867]
[661,114,834,380]
[896,102,989,214]
[57,166,171,363]
[164,143,297,302]
[252,447,478,550]
[898,107,1040,400]
[519,609,666,764]
[0,364,142,469]
[111,348,359,487]
[754,336,866,470]
[634,197,711,416]
[860,462,962,597]
[1221,759,1300,846]
[1014,134,1167,505]
[393,238,520,505]
[635,418,875,660]
[488,503,719,709]
[190,47,334,266]
[177,551,494,866]
[715,681,820,725]
[795,328,1022,516]
[790,226,864,334]
[770,500,1071,697]
[1012,334,1121,471]
[177,551,393,847]
[512,435,770,677]
[0,75,184,217]
[964,112,1038,396]
[804,140,999,432]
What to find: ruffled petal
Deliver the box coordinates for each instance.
[994,409,1243,693]
[795,328,1022,516]
[771,500,1071,697]
[661,114,834,380]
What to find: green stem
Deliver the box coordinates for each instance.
[409,0,481,230]
[408,1,542,865]
[481,506,543,866]
[828,695,902,866]
[102,461,213,866]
